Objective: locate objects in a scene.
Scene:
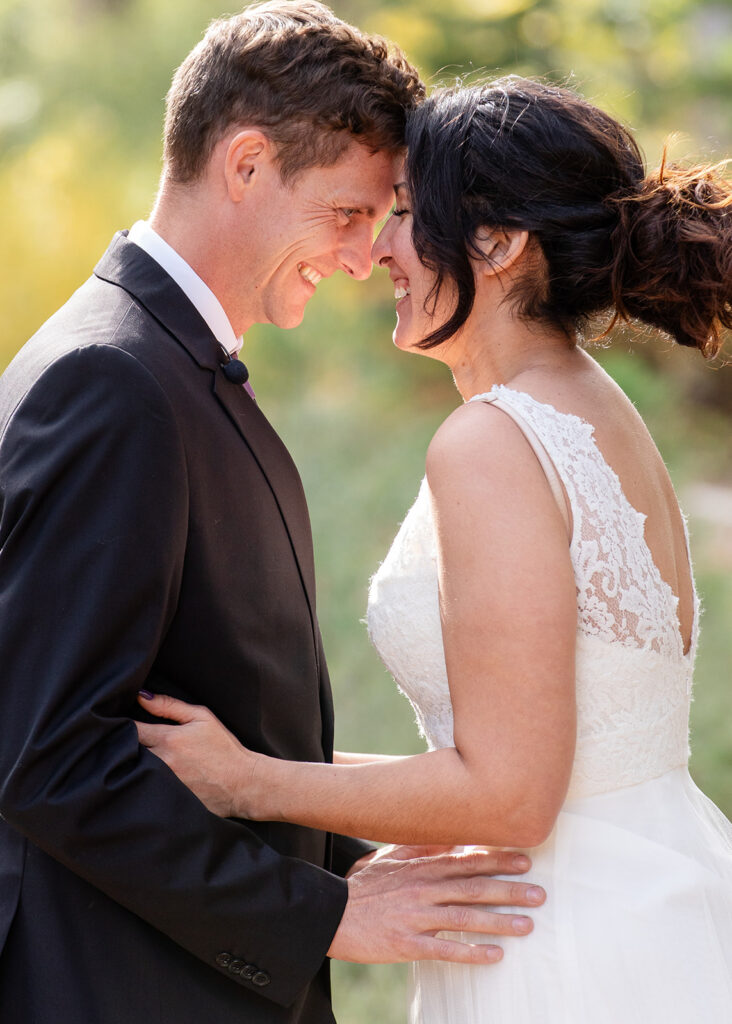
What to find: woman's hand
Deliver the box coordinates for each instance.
[135,692,262,819]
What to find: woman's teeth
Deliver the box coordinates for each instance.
[394,285,410,300]
[298,262,322,286]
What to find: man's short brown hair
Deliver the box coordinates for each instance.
[163,0,425,183]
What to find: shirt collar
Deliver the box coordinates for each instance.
[128,220,243,356]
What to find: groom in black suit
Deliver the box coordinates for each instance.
[0,4,542,1022]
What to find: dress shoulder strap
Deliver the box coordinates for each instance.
[478,393,573,541]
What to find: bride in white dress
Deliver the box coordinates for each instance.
[136,78,732,1021]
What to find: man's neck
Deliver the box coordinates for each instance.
[130,216,244,355]
[148,177,255,337]
[149,191,212,285]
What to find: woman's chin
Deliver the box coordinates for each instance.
[392,322,419,354]
[393,335,416,354]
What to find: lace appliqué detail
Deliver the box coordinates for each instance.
[482,386,695,663]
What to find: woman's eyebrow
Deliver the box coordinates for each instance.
[393,181,407,195]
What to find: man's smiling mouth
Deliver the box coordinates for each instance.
[298,262,323,286]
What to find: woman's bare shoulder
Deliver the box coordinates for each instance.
[427,399,523,468]
[426,397,543,493]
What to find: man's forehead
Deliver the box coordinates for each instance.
[322,146,400,209]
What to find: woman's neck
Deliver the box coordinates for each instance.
[443,308,579,401]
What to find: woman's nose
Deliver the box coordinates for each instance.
[371,220,393,267]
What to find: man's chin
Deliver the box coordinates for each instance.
[265,305,307,330]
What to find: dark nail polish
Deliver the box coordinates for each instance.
[138,689,154,700]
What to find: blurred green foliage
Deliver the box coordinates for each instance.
[1,2,731,1020]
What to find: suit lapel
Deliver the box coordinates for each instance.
[211,374,319,643]
[93,232,319,642]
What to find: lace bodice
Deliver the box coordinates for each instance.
[367,386,699,799]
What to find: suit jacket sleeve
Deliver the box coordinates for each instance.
[330,834,377,877]
[0,343,347,1008]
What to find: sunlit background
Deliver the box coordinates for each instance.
[2,1,731,1019]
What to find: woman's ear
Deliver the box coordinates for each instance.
[473,227,530,278]
[223,129,274,202]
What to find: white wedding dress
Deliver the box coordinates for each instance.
[367,385,732,1023]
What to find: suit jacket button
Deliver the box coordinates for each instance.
[252,971,271,987]
[241,964,257,980]
[228,959,246,975]
[216,953,233,968]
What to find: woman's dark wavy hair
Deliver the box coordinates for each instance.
[405,77,732,358]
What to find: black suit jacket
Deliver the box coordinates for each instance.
[0,233,369,1023]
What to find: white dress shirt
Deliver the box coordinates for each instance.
[128,220,243,357]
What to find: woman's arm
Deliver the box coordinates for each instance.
[138,402,577,848]
[333,752,407,765]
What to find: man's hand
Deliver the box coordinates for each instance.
[329,846,545,964]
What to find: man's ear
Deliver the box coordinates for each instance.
[473,227,530,277]
[223,129,274,202]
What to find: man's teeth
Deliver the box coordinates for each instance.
[395,285,410,300]
[298,263,322,286]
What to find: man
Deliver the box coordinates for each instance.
[0,3,543,1021]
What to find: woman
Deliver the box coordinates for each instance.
[136,78,732,1021]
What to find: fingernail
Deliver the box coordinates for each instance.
[527,886,545,904]
[485,945,503,962]
[512,916,532,934]
[138,689,154,700]
[512,854,530,870]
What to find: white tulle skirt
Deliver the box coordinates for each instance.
[409,768,732,1023]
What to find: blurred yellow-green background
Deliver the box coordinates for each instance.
[2,0,731,1019]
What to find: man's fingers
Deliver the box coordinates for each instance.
[408,848,531,879]
[137,692,201,724]
[423,905,534,937]
[443,848,532,876]
[430,876,545,909]
[353,848,545,908]
[411,935,504,965]
[333,845,542,966]
[403,849,545,902]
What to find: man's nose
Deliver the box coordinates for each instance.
[340,224,376,280]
